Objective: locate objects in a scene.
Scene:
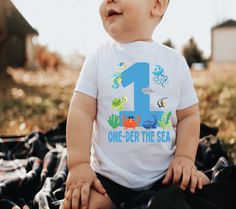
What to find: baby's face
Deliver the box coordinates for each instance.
[99,0,154,43]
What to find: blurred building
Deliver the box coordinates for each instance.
[211,19,236,63]
[0,0,38,70]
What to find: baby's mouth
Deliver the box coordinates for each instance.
[107,9,123,18]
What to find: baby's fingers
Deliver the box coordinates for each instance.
[162,167,173,185]
[93,178,106,194]
[72,188,81,209]
[81,184,90,209]
[180,167,191,190]
[64,189,72,209]
[190,171,198,193]
[197,172,203,190]
[173,166,182,185]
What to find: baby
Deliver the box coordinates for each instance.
[63,0,210,209]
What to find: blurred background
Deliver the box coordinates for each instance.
[0,0,236,160]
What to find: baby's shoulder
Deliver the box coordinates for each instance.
[158,43,185,62]
[89,40,113,59]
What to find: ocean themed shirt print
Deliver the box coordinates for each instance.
[108,62,172,144]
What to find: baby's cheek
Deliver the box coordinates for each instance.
[99,2,106,18]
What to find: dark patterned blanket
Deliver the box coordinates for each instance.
[0,121,235,209]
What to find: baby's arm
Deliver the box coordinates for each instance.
[64,92,106,209]
[175,104,200,164]
[66,91,96,168]
[162,104,210,192]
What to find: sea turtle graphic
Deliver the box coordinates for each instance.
[112,96,128,111]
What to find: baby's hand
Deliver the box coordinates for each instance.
[162,155,209,193]
[64,163,106,209]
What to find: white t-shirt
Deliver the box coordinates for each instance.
[74,40,199,191]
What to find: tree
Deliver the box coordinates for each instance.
[0,0,8,72]
[162,39,175,49]
[182,38,204,67]
[0,0,8,48]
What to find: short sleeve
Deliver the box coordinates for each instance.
[73,52,98,99]
[177,56,199,110]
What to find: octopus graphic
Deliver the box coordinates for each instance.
[152,65,169,87]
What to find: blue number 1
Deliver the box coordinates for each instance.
[120,62,162,127]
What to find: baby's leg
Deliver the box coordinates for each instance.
[198,170,211,185]
[60,187,116,209]
[83,188,116,209]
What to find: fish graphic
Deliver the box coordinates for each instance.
[157,97,168,108]
[142,87,155,95]
[117,62,126,69]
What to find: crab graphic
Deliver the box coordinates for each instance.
[122,115,140,129]
[112,96,128,111]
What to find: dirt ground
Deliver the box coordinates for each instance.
[0,66,79,136]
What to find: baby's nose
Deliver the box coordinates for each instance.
[107,0,117,4]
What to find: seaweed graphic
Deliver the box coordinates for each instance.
[108,114,120,129]
[158,112,172,130]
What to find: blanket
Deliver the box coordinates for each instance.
[0,121,235,209]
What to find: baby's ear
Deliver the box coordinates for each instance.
[151,0,169,17]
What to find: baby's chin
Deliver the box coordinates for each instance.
[104,24,151,43]
[105,26,123,41]
[110,35,132,43]
[105,28,138,43]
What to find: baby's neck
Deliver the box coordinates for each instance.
[118,37,153,44]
